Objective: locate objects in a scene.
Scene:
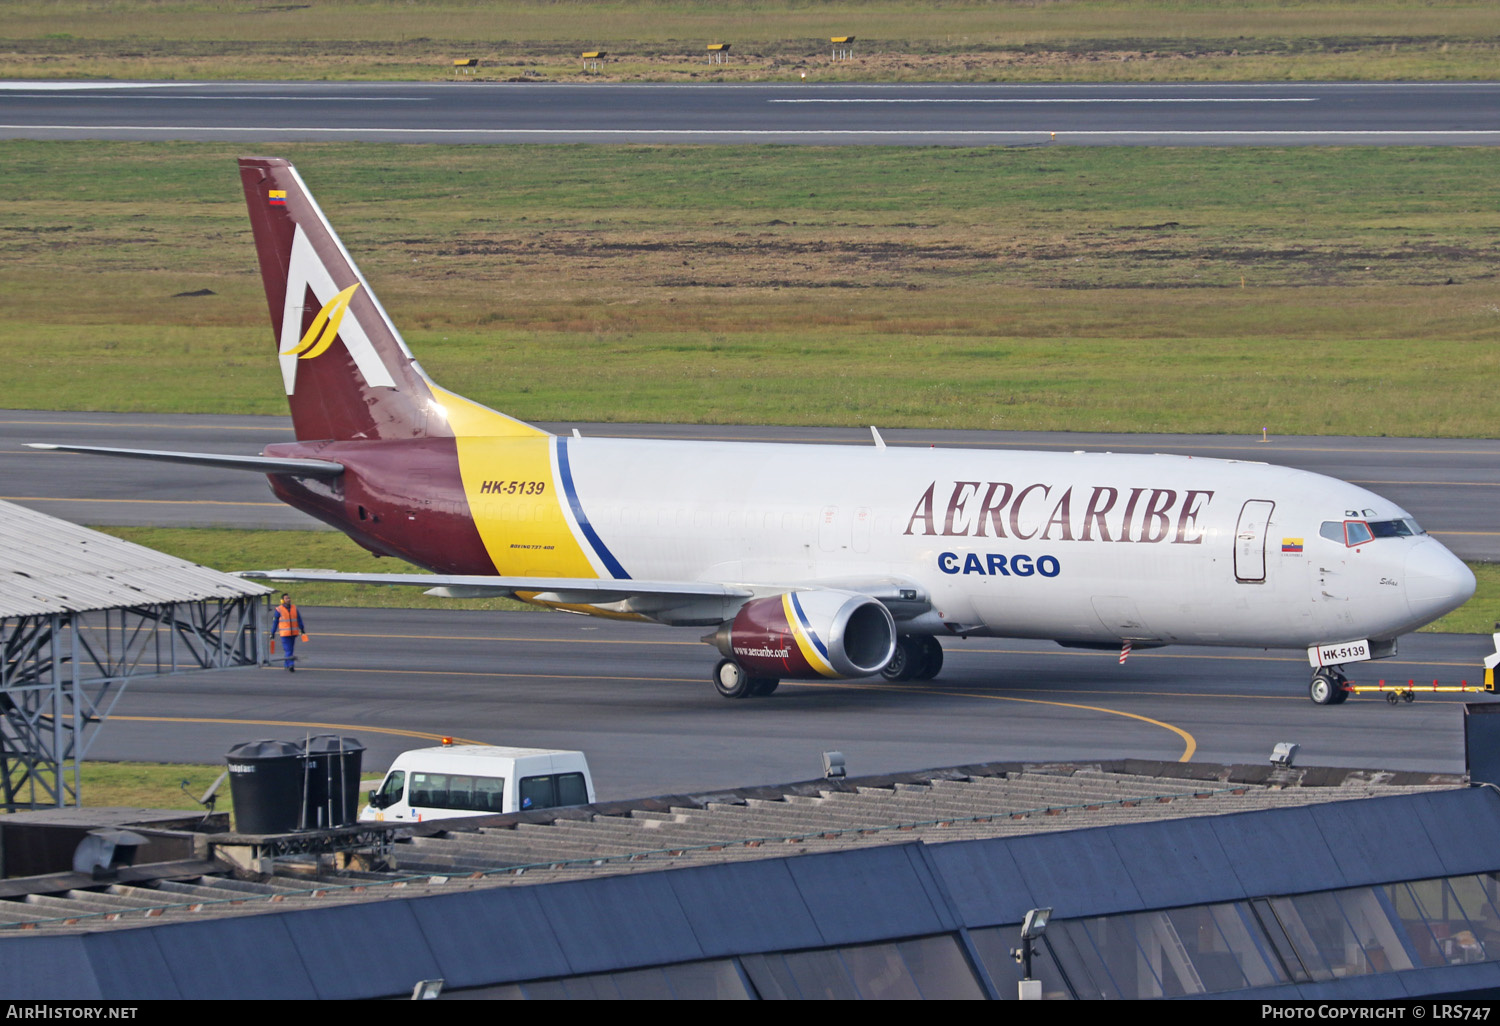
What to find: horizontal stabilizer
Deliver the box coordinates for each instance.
[28,444,344,477]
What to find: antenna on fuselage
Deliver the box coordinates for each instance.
[870,426,886,449]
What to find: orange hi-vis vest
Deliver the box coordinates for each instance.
[275,603,301,637]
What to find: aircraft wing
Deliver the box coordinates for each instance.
[27,444,344,477]
[240,568,751,608]
[237,570,932,626]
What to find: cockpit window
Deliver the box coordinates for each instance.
[1320,518,1423,547]
[1369,518,1422,538]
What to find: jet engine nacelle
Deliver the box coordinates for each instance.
[709,590,897,679]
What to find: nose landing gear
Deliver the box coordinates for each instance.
[1309,667,1351,705]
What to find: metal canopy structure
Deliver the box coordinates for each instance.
[0,500,272,810]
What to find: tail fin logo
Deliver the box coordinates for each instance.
[281,283,359,361]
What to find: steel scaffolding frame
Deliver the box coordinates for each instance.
[0,596,269,810]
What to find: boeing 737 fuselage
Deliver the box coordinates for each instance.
[33,159,1477,704]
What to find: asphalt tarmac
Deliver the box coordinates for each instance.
[83,606,1494,796]
[2,81,1498,146]
[4,410,1495,786]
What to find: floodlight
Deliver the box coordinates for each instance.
[411,979,444,1000]
[1020,906,1052,940]
[822,751,846,779]
[1270,742,1300,768]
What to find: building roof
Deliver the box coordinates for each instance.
[0,499,270,617]
[0,761,1465,932]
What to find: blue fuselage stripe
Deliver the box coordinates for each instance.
[556,438,631,580]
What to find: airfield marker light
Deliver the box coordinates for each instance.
[1261,426,1269,443]
[441,736,454,747]
[411,979,444,1000]
[1270,742,1299,768]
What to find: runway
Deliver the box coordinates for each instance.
[6,410,1499,559]
[2,81,1498,145]
[84,606,1492,797]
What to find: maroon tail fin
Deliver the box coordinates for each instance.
[239,157,446,442]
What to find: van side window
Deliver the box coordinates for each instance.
[556,772,589,806]
[520,773,589,811]
[519,775,554,811]
[410,772,446,809]
[410,771,505,812]
[474,775,506,813]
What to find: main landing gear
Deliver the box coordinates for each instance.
[1309,666,1351,706]
[881,636,944,683]
[713,659,780,700]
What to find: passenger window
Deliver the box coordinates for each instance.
[1345,521,1373,546]
[556,772,589,807]
[519,775,556,811]
[448,774,476,811]
[409,772,446,809]
[474,776,506,813]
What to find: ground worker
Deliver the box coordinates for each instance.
[271,593,308,672]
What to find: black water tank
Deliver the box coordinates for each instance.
[304,735,366,829]
[226,739,305,835]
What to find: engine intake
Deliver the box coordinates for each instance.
[708,590,897,679]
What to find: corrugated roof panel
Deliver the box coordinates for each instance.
[1211,805,1345,897]
[411,887,572,988]
[0,935,101,1000]
[924,836,1037,927]
[285,901,444,1001]
[786,845,953,945]
[667,858,825,957]
[148,916,320,1000]
[0,500,270,616]
[535,873,705,976]
[1005,828,1147,919]
[1111,815,1243,908]
[1308,794,1450,889]
[1408,788,1500,878]
[80,929,182,1000]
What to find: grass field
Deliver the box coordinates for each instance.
[75,761,386,811]
[2,1,1497,82]
[3,141,1497,436]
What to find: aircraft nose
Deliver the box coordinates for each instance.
[1405,539,1476,623]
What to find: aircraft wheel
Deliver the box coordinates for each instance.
[750,676,780,697]
[1309,669,1341,706]
[713,659,756,699]
[913,637,944,680]
[881,638,918,681]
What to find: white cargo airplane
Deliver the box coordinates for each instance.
[33,158,1477,704]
